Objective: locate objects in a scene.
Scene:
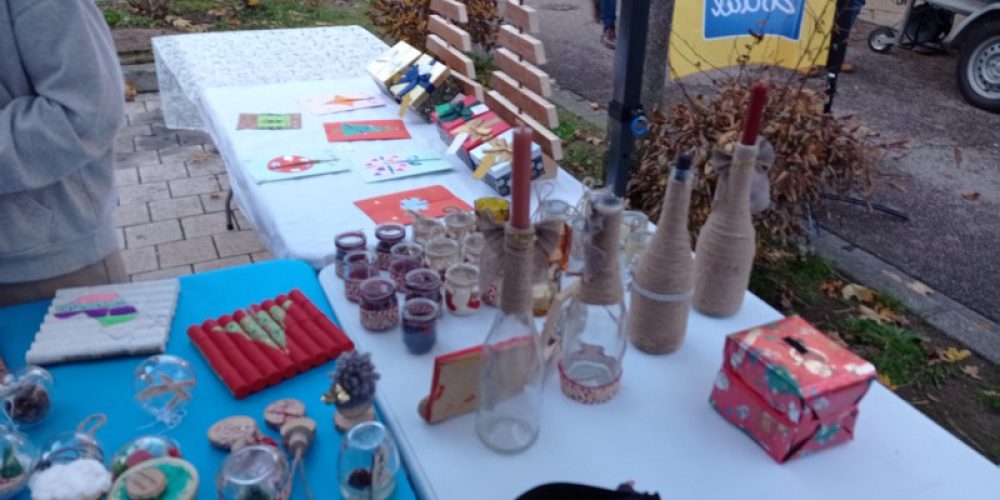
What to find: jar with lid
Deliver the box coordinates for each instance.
[359,278,399,332]
[344,251,378,303]
[402,298,438,354]
[334,231,367,279]
[424,237,460,277]
[389,242,424,289]
[374,224,406,271]
[403,269,443,318]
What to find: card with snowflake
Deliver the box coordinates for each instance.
[324,119,410,142]
[356,151,451,183]
[354,185,472,225]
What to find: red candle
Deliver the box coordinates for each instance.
[741,82,768,146]
[511,127,533,230]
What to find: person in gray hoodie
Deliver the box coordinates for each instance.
[1,0,126,305]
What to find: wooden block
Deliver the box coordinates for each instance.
[429,14,472,52]
[427,34,475,78]
[497,25,545,66]
[490,71,557,128]
[500,0,539,33]
[451,72,485,101]
[430,0,468,23]
[540,154,558,180]
[485,90,563,160]
[495,48,551,97]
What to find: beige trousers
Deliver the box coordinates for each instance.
[0,250,128,307]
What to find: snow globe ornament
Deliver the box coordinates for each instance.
[110,435,181,479]
[0,366,53,429]
[0,428,36,499]
[337,421,399,500]
[216,444,289,500]
[31,415,112,500]
[134,354,196,428]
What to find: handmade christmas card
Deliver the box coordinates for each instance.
[354,185,472,225]
[324,120,411,142]
[241,148,349,184]
[355,151,451,183]
[298,93,385,115]
[237,113,302,130]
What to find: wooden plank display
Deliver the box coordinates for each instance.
[490,71,557,128]
[497,25,546,65]
[495,48,551,97]
[485,90,563,160]
[499,0,540,33]
[427,34,475,78]
[429,14,472,52]
[451,72,485,101]
[430,0,468,23]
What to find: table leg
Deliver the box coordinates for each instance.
[225,190,235,231]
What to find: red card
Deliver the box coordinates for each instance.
[324,119,411,142]
[354,185,472,225]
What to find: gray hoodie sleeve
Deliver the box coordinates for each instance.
[0,0,125,194]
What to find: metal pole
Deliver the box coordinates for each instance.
[604,0,652,197]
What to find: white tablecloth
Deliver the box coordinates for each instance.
[200,78,585,268]
[319,266,1000,500]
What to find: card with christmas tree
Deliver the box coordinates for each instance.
[324,119,411,142]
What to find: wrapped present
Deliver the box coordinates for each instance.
[415,78,464,123]
[366,41,422,90]
[446,112,511,164]
[432,95,489,135]
[388,54,450,117]
[469,130,544,196]
[709,316,877,463]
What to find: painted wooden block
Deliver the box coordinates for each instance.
[428,14,472,52]
[500,0,539,33]
[430,0,468,23]
[495,47,552,97]
[427,34,475,78]
[490,70,558,128]
[497,25,546,65]
[485,90,563,160]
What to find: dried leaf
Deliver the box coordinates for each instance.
[953,147,962,166]
[819,280,843,298]
[124,82,137,103]
[590,102,600,111]
[857,305,888,324]
[170,17,192,28]
[938,347,972,363]
[842,283,876,304]
[961,365,983,380]
[907,280,933,296]
[878,374,898,391]
[962,192,980,201]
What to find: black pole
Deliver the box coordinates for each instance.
[604,0,651,197]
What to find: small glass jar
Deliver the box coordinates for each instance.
[462,232,486,265]
[359,278,399,332]
[620,210,650,250]
[0,366,54,429]
[390,241,424,264]
[338,422,399,500]
[444,264,481,316]
[424,237,460,277]
[402,298,438,354]
[374,224,406,271]
[443,210,477,242]
[334,231,367,279]
[345,251,378,303]
[404,269,443,318]
[411,218,445,245]
[216,445,289,500]
[0,429,36,500]
[388,256,422,290]
[535,199,578,272]
[623,229,654,275]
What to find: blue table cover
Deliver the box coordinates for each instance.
[0,260,417,500]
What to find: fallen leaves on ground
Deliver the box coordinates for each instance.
[842,283,875,303]
[937,347,972,363]
[124,82,137,103]
[825,329,849,348]
[962,365,983,380]
[857,305,888,323]
[819,280,844,298]
[907,280,933,296]
[962,192,981,201]
[878,374,898,391]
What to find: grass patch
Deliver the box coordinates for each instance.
[980,389,1000,414]
[238,0,371,29]
[749,251,837,306]
[839,318,955,387]
[554,108,606,181]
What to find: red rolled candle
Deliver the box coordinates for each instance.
[283,330,311,374]
[220,314,284,386]
[510,127,534,230]
[285,320,324,368]
[741,82,768,146]
[187,325,250,398]
[313,314,355,353]
[210,321,266,394]
[247,304,297,379]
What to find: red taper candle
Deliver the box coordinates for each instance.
[510,127,534,230]
[741,82,768,146]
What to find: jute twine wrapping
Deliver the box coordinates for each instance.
[578,195,624,306]
[693,141,759,317]
[628,167,694,354]
[499,224,536,315]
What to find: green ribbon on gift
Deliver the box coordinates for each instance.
[435,99,479,124]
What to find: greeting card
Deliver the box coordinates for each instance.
[242,148,348,184]
[299,93,385,115]
[324,120,411,142]
[354,185,472,225]
[356,151,451,183]
[237,113,302,130]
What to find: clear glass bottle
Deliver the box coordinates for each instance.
[334,231,367,279]
[558,190,628,405]
[359,278,399,332]
[338,422,399,500]
[216,445,289,500]
[374,224,406,271]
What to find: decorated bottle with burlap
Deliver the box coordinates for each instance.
[556,190,628,404]
[628,154,695,354]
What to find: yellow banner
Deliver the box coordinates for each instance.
[669,0,836,79]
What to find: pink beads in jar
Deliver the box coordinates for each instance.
[359,278,399,332]
[344,251,378,303]
[374,223,406,271]
[334,231,367,279]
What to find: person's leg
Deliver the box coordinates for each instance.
[600,0,617,48]
[0,250,127,307]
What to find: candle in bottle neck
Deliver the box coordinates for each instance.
[741,82,768,146]
[510,127,533,230]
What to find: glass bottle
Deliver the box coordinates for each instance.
[338,422,399,500]
[461,232,486,265]
[344,251,378,303]
[374,224,406,271]
[402,298,438,354]
[558,190,628,405]
[411,217,445,245]
[424,237,460,277]
[476,225,544,454]
[334,231,367,279]
[566,216,587,275]
[443,210,477,242]
[404,268,443,318]
[444,263,481,316]
[216,445,289,500]
[359,278,399,332]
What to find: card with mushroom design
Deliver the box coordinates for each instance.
[353,185,472,225]
[242,148,348,184]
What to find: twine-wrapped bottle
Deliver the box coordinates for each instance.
[628,154,695,354]
[693,83,767,317]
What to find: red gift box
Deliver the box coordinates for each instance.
[445,111,511,154]
[431,95,488,134]
[709,316,877,462]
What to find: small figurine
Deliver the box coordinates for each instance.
[323,351,380,432]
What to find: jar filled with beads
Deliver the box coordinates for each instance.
[344,251,378,303]
[404,269,443,318]
[374,224,406,271]
[334,231,367,279]
[402,299,438,354]
[359,278,399,332]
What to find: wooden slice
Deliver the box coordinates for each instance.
[429,14,472,52]
[430,0,468,23]
[207,415,258,450]
[451,72,485,101]
[126,468,167,499]
[499,0,539,33]
[263,398,306,429]
[485,90,564,160]
[497,25,546,66]
[427,34,475,78]
[490,71,558,128]
[495,48,551,97]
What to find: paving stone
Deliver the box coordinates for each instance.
[250,250,274,263]
[234,210,252,231]
[144,99,161,112]
[149,196,204,221]
[169,175,220,198]
[120,124,153,138]
[125,219,182,248]
[132,265,193,282]
[118,182,170,205]
[116,149,160,169]
[201,192,227,213]
[177,129,211,146]
[136,133,179,152]
[128,109,163,126]
[116,228,125,249]
[158,145,205,165]
[124,100,146,115]
[187,156,227,175]
[194,255,251,273]
[214,230,264,257]
[116,136,136,153]
[121,246,158,274]
[138,162,190,183]
[181,212,229,239]
[113,203,150,228]
[114,168,139,187]
[217,173,230,191]
[157,237,218,268]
